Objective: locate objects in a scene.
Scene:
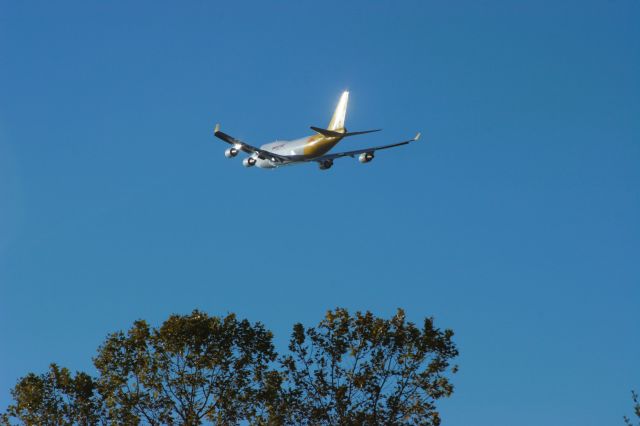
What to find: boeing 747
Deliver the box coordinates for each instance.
[214,91,421,170]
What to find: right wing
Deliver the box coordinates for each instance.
[214,124,290,163]
[312,132,422,162]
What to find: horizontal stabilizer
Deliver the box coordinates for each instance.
[310,126,382,138]
[344,129,383,136]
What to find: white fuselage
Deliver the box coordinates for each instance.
[251,134,342,168]
[216,91,419,171]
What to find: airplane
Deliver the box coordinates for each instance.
[213,91,421,170]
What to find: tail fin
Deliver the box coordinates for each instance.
[327,91,349,132]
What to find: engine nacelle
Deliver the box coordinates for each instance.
[359,152,374,163]
[242,157,256,167]
[225,147,239,158]
[319,159,333,170]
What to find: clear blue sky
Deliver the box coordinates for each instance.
[1,1,638,424]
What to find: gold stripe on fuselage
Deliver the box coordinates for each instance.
[302,129,345,158]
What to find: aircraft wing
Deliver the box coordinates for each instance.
[312,132,421,162]
[214,124,290,163]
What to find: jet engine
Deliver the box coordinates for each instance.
[358,152,374,163]
[242,157,256,167]
[319,159,333,170]
[225,147,239,158]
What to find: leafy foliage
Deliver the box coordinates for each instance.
[625,390,640,426]
[280,308,458,425]
[1,364,104,426]
[2,308,458,425]
[93,310,276,425]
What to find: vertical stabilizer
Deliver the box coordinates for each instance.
[327,91,349,132]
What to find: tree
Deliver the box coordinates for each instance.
[280,308,458,426]
[93,310,276,425]
[1,363,104,426]
[2,308,458,425]
[625,390,640,426]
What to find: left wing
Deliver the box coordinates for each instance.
[312,132,422,162]
[214,124,290,163]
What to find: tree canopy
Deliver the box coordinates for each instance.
[1,364,103,426]
[2,308,458,426]
[281,308,457,425]
[625,390,640,426]
[93,312,275,425]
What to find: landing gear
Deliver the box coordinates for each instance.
[319,159,333,170]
